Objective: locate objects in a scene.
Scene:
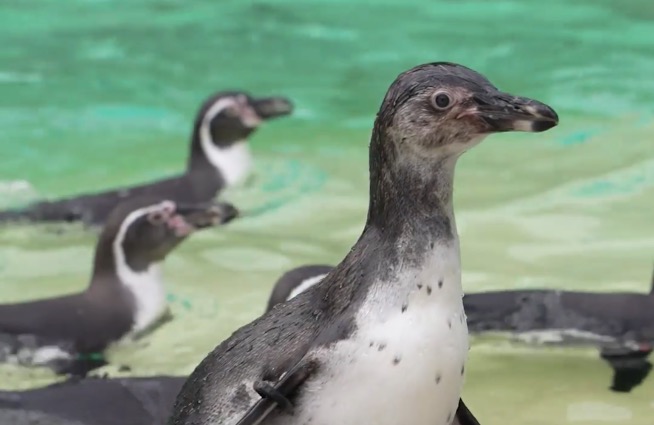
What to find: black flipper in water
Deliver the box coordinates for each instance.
[453,399,482,425]
[600,345,653,393]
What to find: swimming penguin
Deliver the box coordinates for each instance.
[266,263,654,393]
[0,92,292,226]
[0,265,336,425]
[0,197,238,376]
[168,62,558,425]
[462,264,654,393]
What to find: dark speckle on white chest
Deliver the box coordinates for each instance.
[273,244,470,425]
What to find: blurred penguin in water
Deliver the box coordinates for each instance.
[0,92,292,226]
[0,197,237,376]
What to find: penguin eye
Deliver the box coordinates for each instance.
[147,211,166,225]
[226,107,239,117]
[430,91,452,111]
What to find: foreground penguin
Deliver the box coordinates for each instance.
[169,62,558,425]
[0,197,237,376]
[0,92,292,226]
[267,264,654,393]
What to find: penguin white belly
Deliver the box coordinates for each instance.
[274,252,469,425]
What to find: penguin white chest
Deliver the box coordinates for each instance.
[284,246,469,425]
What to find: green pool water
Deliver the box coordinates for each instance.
[1,0,654,423]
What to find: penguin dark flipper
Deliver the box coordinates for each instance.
[235,361,318,425]
[600,345,653,393]
[453,399,481,425]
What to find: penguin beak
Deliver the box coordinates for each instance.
[252,96,294,120]
[466,91,559,133]
[174,202,239,230]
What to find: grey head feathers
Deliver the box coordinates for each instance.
[91,196,238,277]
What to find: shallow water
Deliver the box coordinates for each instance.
[1,0,654,423]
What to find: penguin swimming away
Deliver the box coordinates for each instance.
[0,92,292,226]
[266,263,654,393]
[0,197,238,376]
[168,62,558,425]
[461,264,654,394]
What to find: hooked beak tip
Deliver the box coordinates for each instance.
[254,97,294,119]
[520,103,559,132]
[474,93,559,133]
[216,203,239,224]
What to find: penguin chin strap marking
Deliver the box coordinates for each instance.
[199,97,253,187]
[112,202,169,334]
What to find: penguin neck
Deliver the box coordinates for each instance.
[187,133,253,188]
[186,102,255,188]
[352,128,465,315]
[366,128,459,245]
[89,227,167,334]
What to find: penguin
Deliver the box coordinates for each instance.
[462,265,654,393]
[168,62,558,425]
[0,267,338,425]
[0,196,238,376]
[0,92,292,226]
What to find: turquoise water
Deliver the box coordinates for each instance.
[1,0,654,423]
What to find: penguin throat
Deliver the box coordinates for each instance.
[111,206,169,333]
[198,98,253,187]
[357,237,464,329]
[116,261,167,334]
[200,139,252,187]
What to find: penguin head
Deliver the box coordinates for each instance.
[375,62,559,159]
[98,197,238,272]
[194,91,294,148]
